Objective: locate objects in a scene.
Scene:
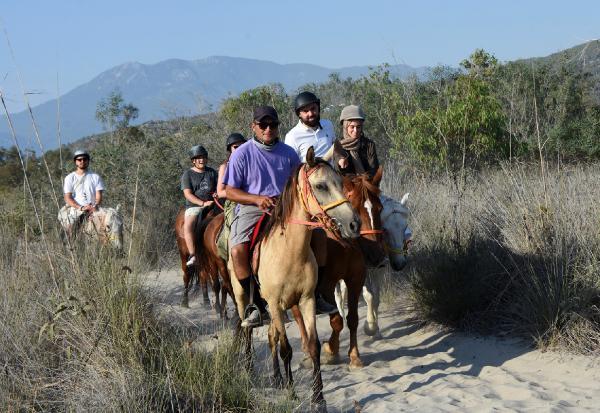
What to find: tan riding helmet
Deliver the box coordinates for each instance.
[339,105,365,124]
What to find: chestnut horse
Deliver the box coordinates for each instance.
[196,212,235,319]
[314,170,386,369]
[174,206,220,308]
[229,148,360,412]
[335,192,411,338]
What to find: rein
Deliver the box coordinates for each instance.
[212,193,225,211]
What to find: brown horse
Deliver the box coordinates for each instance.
[174,206,220,308]
[229,148,360,412]
[294,169,385,369]
[196,212,235,319]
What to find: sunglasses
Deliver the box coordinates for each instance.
[75,157,89,162]
[256,121,279,130]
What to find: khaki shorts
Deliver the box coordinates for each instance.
[184,206,207,218]
[229,204,263,247]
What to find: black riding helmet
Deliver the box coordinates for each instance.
[226,133,246,152]
[294,91,320,115]
[189,145,208,159]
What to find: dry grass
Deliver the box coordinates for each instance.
[0,225,270,411]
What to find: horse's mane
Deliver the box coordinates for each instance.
[261,158,331,239]
[344,173,381,210]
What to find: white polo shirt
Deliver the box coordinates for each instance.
[284,119,336,162]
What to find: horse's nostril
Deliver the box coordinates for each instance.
[350,221,359,233]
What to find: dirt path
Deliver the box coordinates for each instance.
[142,267,600,412]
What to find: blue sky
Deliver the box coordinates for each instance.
[1,0,598,112]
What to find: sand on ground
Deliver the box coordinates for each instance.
[142,267,600,413]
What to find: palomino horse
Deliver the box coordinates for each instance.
[58,205,124,251]
[229,148,359,412]
[174,206,220,308]
[316,170,386,369]
[335,193,411,338]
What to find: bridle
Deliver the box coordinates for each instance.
[288,163,350,240]
[384,237,411,257]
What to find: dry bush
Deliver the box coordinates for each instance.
[383,160,600,353]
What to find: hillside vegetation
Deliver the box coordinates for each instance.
[1,47,600,409]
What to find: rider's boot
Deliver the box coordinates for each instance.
[315,266,338,315]
[240,276,267,328]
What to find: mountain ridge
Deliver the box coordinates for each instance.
[0,56,427,150]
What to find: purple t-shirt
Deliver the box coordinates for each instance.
[223,139,301,197]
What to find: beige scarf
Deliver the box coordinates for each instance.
[339,120,365,174]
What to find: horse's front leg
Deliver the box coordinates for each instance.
[268,321,284,388]
[322,283,343,364]
[363,268,382,338]
[211,274,222,316]
[199,271,210,305]
[298,296,327,412]
[217,259,231,319]
[334,280,347,319]
[347,270,365,369]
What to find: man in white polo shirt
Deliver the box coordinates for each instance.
[285,91,338,315]
[285,91,335,161]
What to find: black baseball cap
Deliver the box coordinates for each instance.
[253,105,279,122]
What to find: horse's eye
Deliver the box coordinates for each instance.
[106,225,111,231]
[315,183,327,191]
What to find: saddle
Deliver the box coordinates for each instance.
[249,212,269,276]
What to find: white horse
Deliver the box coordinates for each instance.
[335,193,411,338]
[58,205,124,251]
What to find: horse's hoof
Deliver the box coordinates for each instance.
[363,321,379,337]
[299,356,313,370]
[181,297,189,308]
[349,358,364,370]
[321,342,339,365]
[271,374,284,389]
[311,399,328,413]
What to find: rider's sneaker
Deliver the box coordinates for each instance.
[241,308,263,328]
[316,294,338,315]
[186,255,196,267]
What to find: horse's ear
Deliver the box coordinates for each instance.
[372,166,383,187]
[400,193,409,206]
[116,204,121,213]
[306,146,316,167]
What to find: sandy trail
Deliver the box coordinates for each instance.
[142,267,600,412]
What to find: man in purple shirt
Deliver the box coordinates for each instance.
[223,105,300,327]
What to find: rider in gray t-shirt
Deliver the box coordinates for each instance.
[181,145,217,267]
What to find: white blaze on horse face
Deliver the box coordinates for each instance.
[364,199,374,230]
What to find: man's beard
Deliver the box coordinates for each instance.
[302,115,320,128]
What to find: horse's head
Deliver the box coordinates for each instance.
[301,147,360,239]
[344,167,386,267]
[381,193,411,271]
[94,206,124,251]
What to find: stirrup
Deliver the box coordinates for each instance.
[243,303,262,324]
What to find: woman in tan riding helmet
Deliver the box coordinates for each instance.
[332,105,380,177]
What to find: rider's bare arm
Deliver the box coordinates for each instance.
[94,190,103,209]
[225,185,274,211]
[183,188,211,207]
[216,164,227,199]
[64,193,81,209]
